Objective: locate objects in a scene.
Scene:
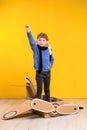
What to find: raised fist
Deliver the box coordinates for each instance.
[25,24,30,32]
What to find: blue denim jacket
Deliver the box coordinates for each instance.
[27,32,54,72]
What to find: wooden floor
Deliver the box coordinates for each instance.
[0,99,87,130]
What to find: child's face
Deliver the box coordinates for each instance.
[36,37,48,47]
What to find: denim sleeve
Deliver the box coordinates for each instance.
[27,32,37,51]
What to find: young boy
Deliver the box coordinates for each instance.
[25,24,54,102]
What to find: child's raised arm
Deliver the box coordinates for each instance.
[25,24,37,51]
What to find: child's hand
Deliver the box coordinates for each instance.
[25,24,30,32]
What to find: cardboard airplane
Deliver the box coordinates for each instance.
[2,76,83,120]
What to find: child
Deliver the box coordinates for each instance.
[25,24,54,102]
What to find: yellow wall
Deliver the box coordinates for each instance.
[0,0,87,98]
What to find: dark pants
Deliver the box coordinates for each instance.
[36,71,51,102]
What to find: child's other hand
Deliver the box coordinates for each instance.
[25,24,30,32]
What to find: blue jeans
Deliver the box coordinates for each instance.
[36,71,51,102]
